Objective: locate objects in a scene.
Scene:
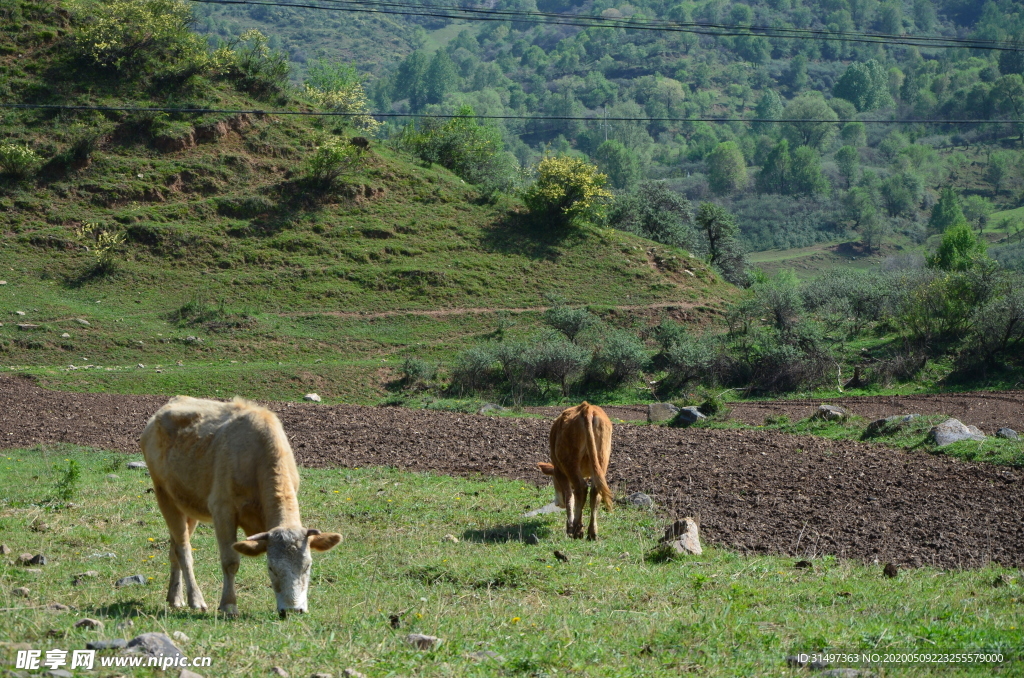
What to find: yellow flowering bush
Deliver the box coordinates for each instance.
[69,0,207,71]
[522,155,612,227]
[0,143,40,178]
[305,84,381,135]
[307,136,363,187]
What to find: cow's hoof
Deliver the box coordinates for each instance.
[168,600,185,609]
[219,604,238,617]
[586,533,597,541]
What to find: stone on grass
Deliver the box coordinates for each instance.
[75,618,104,630]
[42,669,73,678]
[27,554,47,567]
[172,630,190,642]
[303,393,321,402]
[523,502,561,517]
[659,517,702,555]
[996,427,1019,441]
[127,461,147,470]
[405,633,442,651]
[178,670,204,678]
[47,603,70,611]
[61,333,71,339]
[269,668,289,678]
[342,670,367,678]
[813,404,849,422]
[822,670,875,678]
[17,324,40,330]
[626,492,653,509]
[928,418,985,446]
[125,632,185,661]
[17,553,34,565]
[87,639,128,651]
[647,402,680,423]
[116,574,147,587]
[12,587,30,597]
[442,534,459,544]
[466,650,504,662]
[672,406,706,426]
[75,318,91,326]
[106,474,119,480]
[310,673,332,678]
[0,543,10,554]
[477,403,505,415]
[864,414,917,437]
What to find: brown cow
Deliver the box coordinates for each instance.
[537,402,613,540]
[140,396,341,618]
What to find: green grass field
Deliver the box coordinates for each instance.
[1,445,1020,677]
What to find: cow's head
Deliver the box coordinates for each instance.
[232,527,341,618]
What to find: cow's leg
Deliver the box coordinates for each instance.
[213,513,241,617]
[586,484,600,541]
[552,469,575,537]
[155,487,207,611]
[569,473,588,539]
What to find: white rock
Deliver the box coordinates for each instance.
[75,318,90,326]
[660,517,702,555]
[304,393,322,402]
[16,311,25,316]
[405,633,442,650]
[61,333,71,339]
[172,631,190,643]
[137,364,145,369]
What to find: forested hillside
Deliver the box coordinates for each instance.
[198,0,1024,259]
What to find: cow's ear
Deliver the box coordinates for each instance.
[233,539,268,557]
[308,531,342,552]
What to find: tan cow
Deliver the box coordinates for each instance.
[140,396,341,618]
[537,402,613,540]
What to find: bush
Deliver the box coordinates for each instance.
[304,58,381,135]
[492,340,542,404]
[401,357,436,389]
[449,345,497,395]
[522,155,612,228]
[591,330,649,386]
[535,337,590,396]
[543,305,597,343]
[0,143,40,178]
[307,137,362,187]
[608,182,694,249]
[955,287,1024,370]
[230,29,289,94]
[658,333,719,389]
[53,459,80,503]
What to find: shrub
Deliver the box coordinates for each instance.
[955,287,1024,369]
[401,357,436,389]
[591,330,649,386]
[53,459,80,503]
[492,340,542,404]
[230,29,289,94]
[401,106,513,190]
[522,155,612,228]
[75,223,125,276]
[535,337,589,396]
[608,182,693,249]
[543,305,597,343]
[659,334,719,389]
[0,143,40,178]
[304,58,380,135]
[307,137,362,187]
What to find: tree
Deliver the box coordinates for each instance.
[608,182,693,248]
[594,140,641,190]
[878,2,904,34]
[840,122,867,147]
[523,155,613,228]
[756,138,791,195]
[928,187,966,233]
[304,58,380,134]
[993,74,1024,145]
[695,202,745,282]
[929,219,988,272]
[790,146,830,196]
[394,51,429,110]
[401,106,505,185]
[986,151,1014,194]
[962,195,993,233]
[425,49,458,105]
[706,141,748,195]
[784,54,808,92]
[880,171,922,217]
[835,145,859,187]
[833,60,894,112]
[753,89,784,133]
[782,94,839,151]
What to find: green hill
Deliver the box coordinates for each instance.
[0,0,732,403]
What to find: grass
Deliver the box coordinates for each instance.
[0,445,1021,677]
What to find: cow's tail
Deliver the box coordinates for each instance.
[584,406,613,511]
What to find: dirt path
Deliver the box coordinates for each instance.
[279,301,700,320]
[0,376,1020,569]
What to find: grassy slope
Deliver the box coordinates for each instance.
[0,445,1020,677]
[0,0,733,402]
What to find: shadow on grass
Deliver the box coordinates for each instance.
[478,211,584,261]
[82,599,263,622]
[461,519,551,543]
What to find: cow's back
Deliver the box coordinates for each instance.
[141,397,298,525]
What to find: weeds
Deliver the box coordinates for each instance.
[53,458,80,503]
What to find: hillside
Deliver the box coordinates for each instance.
[0,0,732,403]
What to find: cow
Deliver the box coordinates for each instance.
[537,402,613,540]
[140,396,341,618]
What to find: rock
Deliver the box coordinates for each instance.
[75,318,90,326]
[303,393,321,402]
[116,574,147,587]
[310,674,333,678]
[794,560,813,569]
[106,474,119,480]
[16,324,40,330]
[466,650,504,662]
[15,310,25,315]
[0,543,10,554]
[405,633,442,651]
[864,414,917,437]
[178,670,204,678]
[88,552,117,559]
[87,639,128,650]
[822,670,874,678]
[61,333,71,339]
[269,668,289,678]
[42,670,73,678]
[17,553,34,565]
[125,632,185,660]
[659,517,702,555]
[28,554,47,566]
[523,502,561,517]
[671,406,706,426]
[116,619,134,631]
[928,418,985,446]
[441,534,459,544]
[185,335,201,343]
[883,562,899,578]
[626,492,653,509]
[786,655,830,670]
[477,402,505,415]
[137,364,145,369]
[75,618,104,629]
[342,670,367,678]
[997,427,1019,441]
[127,461,147,470]
[524,534,540,545]
[813,404,849,422]
[47,603,71,611]
[647,402,680,423]
[12,587,30,597]
[0,280,5,284]
[172,630,190,642]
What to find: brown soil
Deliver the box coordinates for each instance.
[1,376,1020,569]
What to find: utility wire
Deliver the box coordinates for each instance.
[189,0,1023,51]
[2,103,1019,124]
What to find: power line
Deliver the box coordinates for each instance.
[2,103,1019,125]
[189,0,1023,51]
